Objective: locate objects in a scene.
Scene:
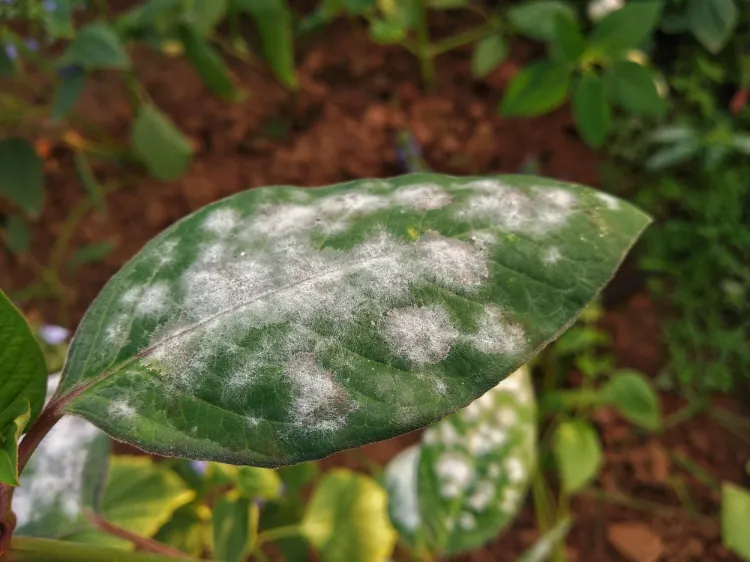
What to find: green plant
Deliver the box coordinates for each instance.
[0,173,649,560]
[501,0,667,148]
[722,481,750,561]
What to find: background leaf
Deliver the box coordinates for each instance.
[212,496,257,562]
[53,174,649,468]
[687,0,738,54]
[63,23,130,70]
[74,151,107,214]
[722,482,750,560]
[588,1,662,57]
[386,367,537,556]
[550,12,585,63]
[604,61,666,116]
[131,103,193,181]
[0,399,31,486]
[51,68,86,122]
[178,22,237,100]
[552,419,602,493]
[3,215,31,254]
[302,469,396,562]
[517,518,572,562]
[472,35,507,79]
[0,289,46,438]
[239,0,297,89]
[507,1,577,42]
[236,466,283,500]
[572,73,612,148]
[500,61,572,116]
[0,138,45,217]
[604,370,661,431]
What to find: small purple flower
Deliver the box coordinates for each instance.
[0,0,15,5]
[43,0,56,11]
[25,38,39,52]
[190,460,208,475]
[3,44,17,60]
[38,325,71,345]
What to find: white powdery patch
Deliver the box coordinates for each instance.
[197,242,227,265]
[596,192,620,210]
[457,182,577,236]
[284,353,356,431]
[14,375,101,528]
[500,487,523,513]
[119,286,143,306]
[104,314,129,343]
[418,232,489,287]
[393,183,452,211]
[108,399,136,419]
[383,305,459,365]
[466,306,526,357]
[386,446,422,532]
[435,452,474,499]
[505,457,525,484]
[468,480,495,512]
[135,282,171,317]
[467,424,509,456]
[458,512,477,530]
[153,239,178,266]
[588,0,624,21]
[203,208,241,236]
[544,246,562,265]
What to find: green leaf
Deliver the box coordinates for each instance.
[236,466,283,499]
[604,370,661,431]
[279,461,319,494]
[572,73,612,148]
[507,1,578,42]
[603,61,666,116]
[368,18,407,44]
[588,1,663,58]
[42,0,74,38]
[650,125,696,144]
[131,103,193,181]
[154,504,210,557]
[3,215,31,254]
[302,469,396,562]
[97,456,195,539]
[687,0,738,54]
[240,0,297,89]
[550,12,585,63]
[386,366,537,556]
[472,35,507,79]
[0,44,15,76]
[500,61,572,117]
[51,69,86,122]
[212,496,257,562]
[0,138,45,217]
[0,289,46,433]
[187,0,228,36]
[63,23,130,70]
[730,134,750,156]
[518,518,572,562]
[53,173,649,467]
[67,242,116,273]
[722,482,750,560]
[0,399,31,486]
[74,151,107,214]
[178,22,237,100]
[552,419,602,493]
[427,0,468,8]
[645,141,700,170]
[14,375,112,538]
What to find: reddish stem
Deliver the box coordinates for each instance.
[85,511,190,559]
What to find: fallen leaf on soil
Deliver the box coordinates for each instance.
[607,522,664,562]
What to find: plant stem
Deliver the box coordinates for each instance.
[416,0,436,91]
[84,512,189,559]
[430,23,496,57]
[254,525,303,546]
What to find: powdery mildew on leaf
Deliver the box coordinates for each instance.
[386,366,537,556]
[57,173,650,467]
[14,375,107,535]
[384,445,422,533]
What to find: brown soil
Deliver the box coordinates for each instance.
[1,13,747,562]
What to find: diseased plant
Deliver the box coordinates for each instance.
[0,173,650,560]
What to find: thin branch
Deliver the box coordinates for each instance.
[84,511,190,559]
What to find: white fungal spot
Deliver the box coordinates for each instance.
[197,242,227,264]
[544,246,562,265]
[385,446,422,531]
[500,487,522,512]
[108,399,135,419]
[468,480,495,511]
[135,282,171,317]
[418,232,489,287]
[436,452,474,499]
[104,314,128,343]
[458,512,477,530]
[383,305,459,365]
[120,286,142,306]
[467,306,526,357]
[393,183,452,211]
[505,457,525,484]
[203,208,241,236]
[285,353,356,431]
[596,192,620,210]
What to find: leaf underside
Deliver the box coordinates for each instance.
[55,173,650,467]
